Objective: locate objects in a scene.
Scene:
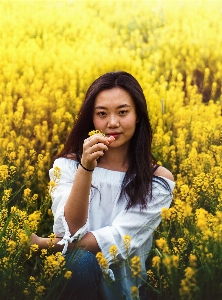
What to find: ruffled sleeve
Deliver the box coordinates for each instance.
[49,158,89,254]
[91,177,175,265]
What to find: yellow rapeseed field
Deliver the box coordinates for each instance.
[0,0,221,299]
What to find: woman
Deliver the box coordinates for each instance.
[31,71,175,300]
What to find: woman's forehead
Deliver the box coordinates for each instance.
[94,87,135,108]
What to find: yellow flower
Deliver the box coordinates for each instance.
[7,240,17,254]
[88,130,105,136]
[100,257,109,270]
[179,267,197,300]
[23,288,29,296]
[36,285,45,294]
[130,286,139,299]
[161,207,171,220]
[156,237,168,251]
[64,270,72,279]
[2,189,11,204]
[47,233,56,248]
[37,154,44,161]
[31,194,38,201]
[7,142,14,152]
[43,252,66,278]
[123,235,131,252]
[172,255,179,268]
[29,276,36,282]
[23,188,31,197]
[26,211,41,231]
[48,166,61,195]
[130,256,141,278]
[40,249,48,257]
[19,231,29,244]
[152,256,161,269]
[189,254,197,267]
[109,245,118,260]
[96,252,108,270]
[9,165,16,175]
[8,151,16,161]
[0,165,9,182]
[29,149,37,158]
[27,244,39,259]
[147,269,159,288]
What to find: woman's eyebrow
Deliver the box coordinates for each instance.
[117,104,131,109]
[94,106,107,110]
[94,104,131,110]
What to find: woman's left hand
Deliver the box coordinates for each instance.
[81,134,115,170]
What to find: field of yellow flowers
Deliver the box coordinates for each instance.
[0,0,222,299]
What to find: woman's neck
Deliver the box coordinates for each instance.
[97,147,129,172]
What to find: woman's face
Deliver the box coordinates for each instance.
[93,87,138,149]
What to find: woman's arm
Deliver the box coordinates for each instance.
[31,232,100,254]
[63,134,115,235]
[64,166,93,235]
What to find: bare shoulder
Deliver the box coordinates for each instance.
[65,153,77,161]
[154,166,174,182]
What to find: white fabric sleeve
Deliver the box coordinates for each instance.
[49,158,89,254]
[91,181,174,265]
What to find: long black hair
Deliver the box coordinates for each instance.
[57,71,157,209]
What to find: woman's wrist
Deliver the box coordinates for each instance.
[78,162,94,172]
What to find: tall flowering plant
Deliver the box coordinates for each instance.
[0,154,72,299]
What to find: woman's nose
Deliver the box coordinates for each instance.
[107,115,120,128]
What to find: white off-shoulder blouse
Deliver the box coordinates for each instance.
[49,158,175,300]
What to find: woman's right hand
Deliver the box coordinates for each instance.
[30,233,42,249]
[81,134,115,170]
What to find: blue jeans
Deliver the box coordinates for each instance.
[50,249,103,300]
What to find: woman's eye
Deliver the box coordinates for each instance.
[119,110,128,115]
[97,111,106,116]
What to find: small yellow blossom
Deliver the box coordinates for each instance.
[2,189,11,204]
[130,286,139,299]
[19,231,29,244]
[152,256,161,269]
[48,166,61,195]
[156,237,168,251]
[36,285,45,294]
[47,233,56,249]
[30,149,36,158]
[64,270,72,279]
[147,269,159,288]
[43,252,66,278]
[9,165,16,175]
[23,188,31,197]
[7,240,17,254]
[23,288,29,296]
[179,267,197,300]
[96,252,108,270]
[109,245,118,260]
[27,244,39,259]
[161,207,171,220]
[0,165,9,182]
[172,255,180,268]
[123,235,131,252]
[29,276,36,282]
[88,130,105,136]
[130,256,141,278]
[189,254,197,267]
[37,154,44,161]
[40,249,48,257]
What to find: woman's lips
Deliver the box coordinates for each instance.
[107,133,120,139]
